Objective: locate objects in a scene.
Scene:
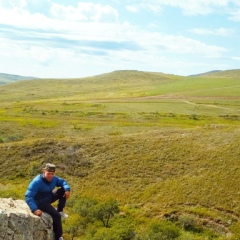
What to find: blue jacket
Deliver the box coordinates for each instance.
[25,174,70,212]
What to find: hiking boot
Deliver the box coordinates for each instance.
[59,211,68,218]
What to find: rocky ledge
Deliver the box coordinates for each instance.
[0,198,54,240]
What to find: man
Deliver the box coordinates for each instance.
[25,163,70,240]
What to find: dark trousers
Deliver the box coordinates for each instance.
[38,187,66,240]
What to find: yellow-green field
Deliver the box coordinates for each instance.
[0,70,240,239]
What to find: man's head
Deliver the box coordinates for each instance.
[43,163,56,182]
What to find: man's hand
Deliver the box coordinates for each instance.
[34,209,42,216]
[64,191,70,199]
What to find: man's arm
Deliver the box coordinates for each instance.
[64,191,70,199]
[33,209,43,216]
[56,176,71,198]
[25,178,40,213]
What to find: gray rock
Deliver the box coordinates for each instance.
[0,198,54,240]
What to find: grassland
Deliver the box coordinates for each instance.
[0,70,240,239]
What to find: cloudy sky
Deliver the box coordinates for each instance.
[0,0,240,78]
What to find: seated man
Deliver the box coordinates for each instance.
[25,163,70,240]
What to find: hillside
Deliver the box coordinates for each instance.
[0,73,37,85]
[189,70,221,77]
[190,69,240,78]
[0,70,240,239]
[0,70,179,102]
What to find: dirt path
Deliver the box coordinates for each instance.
[182,99,240,112]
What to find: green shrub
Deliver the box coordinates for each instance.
[4,134,23,142]
[70,196,98,224]
[85,222,135,240]
[0,187,23,199]
[138,220,180,240]
[177,215,210,234]
[87,227,121,240]
[28,161,41,177]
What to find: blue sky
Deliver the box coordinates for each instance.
[0,0,240,78]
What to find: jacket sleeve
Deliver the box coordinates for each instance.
[25,178,40,213]
[56,177,70,192]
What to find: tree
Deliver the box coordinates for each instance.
[71,196,98,224]
[93,199,120,227]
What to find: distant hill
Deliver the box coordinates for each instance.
[1,69,240,86]
[0,70,180,102]
[0,73,37,85]
[190,69,240,78]
[189,70,222,77]
[1,69,240,104]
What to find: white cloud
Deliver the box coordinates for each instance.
[0,0,236,77]
[126,3,162,13]
[0,1,119,24]
[51,2,119,22]
[229,9,240,21]
[191,28,234,36]
[231,57,240,61]
[0,1,227,61]
[165,0,229,15]
[134,0,240,15]
[140,3,162,13]
[126,5,139,13]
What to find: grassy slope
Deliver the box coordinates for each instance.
[0,70,240,239]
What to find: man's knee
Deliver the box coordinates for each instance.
[54,187,65,196]
[50,209,61,219]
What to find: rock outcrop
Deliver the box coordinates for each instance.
[0,198,54,240]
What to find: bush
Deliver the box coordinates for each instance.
[139,221,180,240]
[88,227,121,240]
[4,134,23,142]
[86,225,135,240]
[178,215,204,233]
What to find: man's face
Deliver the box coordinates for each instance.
[43,170,55,182]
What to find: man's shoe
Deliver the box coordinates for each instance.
[59,211,69,218]
[59,237,64,240]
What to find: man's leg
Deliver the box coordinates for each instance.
[52,187,66,212]
[39,204,62,240]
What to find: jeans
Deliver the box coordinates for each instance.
[38,187,66,240]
